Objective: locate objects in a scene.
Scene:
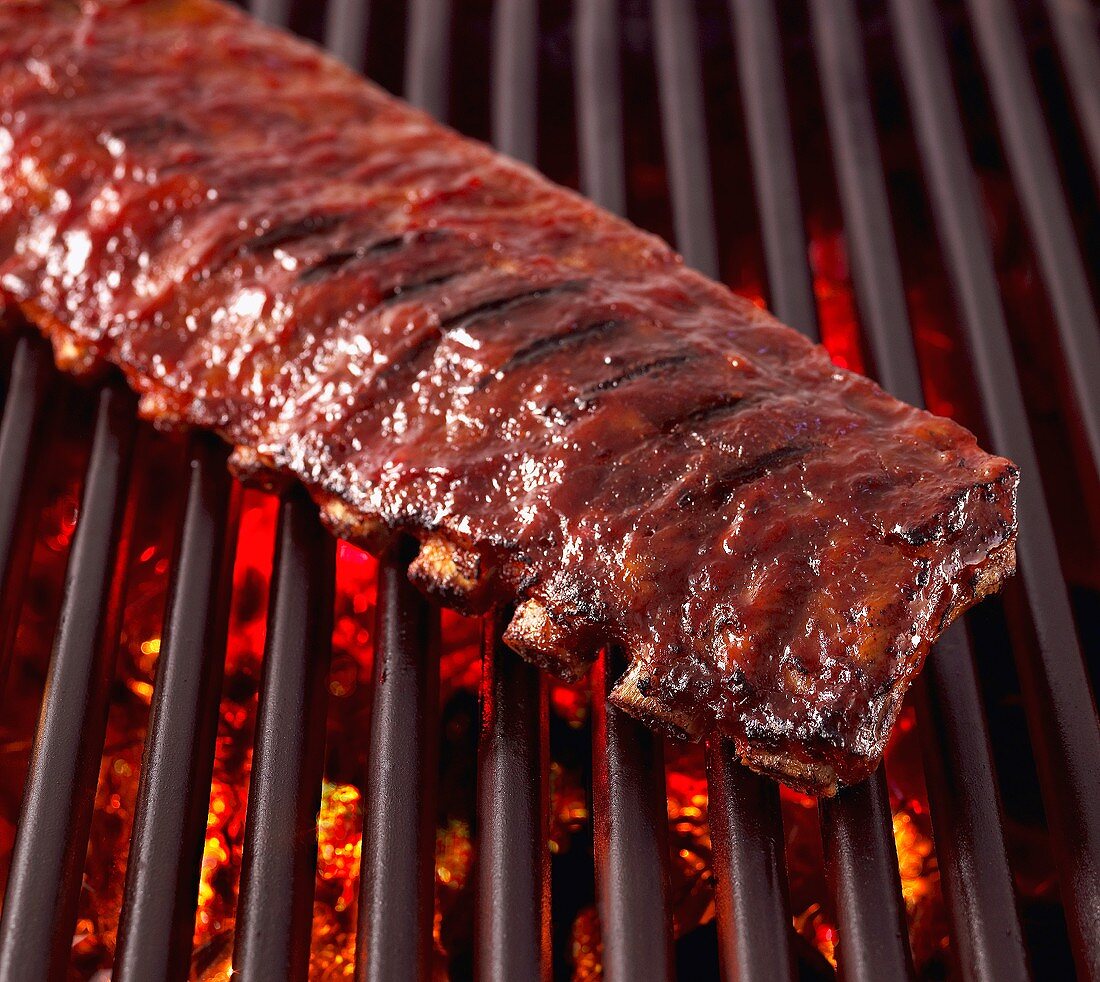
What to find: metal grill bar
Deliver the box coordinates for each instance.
[325,0,370,70]
[114,435,237,982]
[808,0,912,392]
[651,0,720,279]
[355,8,445,973]
[1042,0,1100,190]
[492,0,538,164]
[0,384,137,982]
[405,0,452,118]
[887,3,1100,974]
[251,0,290,28]
[805,4,1027,980]
[591,650,674,982]
[233,485,335,981]
[705,742,796,982]
[574,0,627,217]
[727,0,818,338]
[649,2,800,977]
[965,0,1100,484]
[912,627,1029,982]
[0,335,50,676]
[356,537,440,982]
[476,615,550,980]
[476,7,551,980]
[573,7,674,979]
[819,772,915,981]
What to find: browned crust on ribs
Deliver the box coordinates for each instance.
[0,0,1019,794]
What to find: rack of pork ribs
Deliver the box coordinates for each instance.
[0,0,1017,794]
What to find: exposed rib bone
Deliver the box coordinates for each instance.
[407,535,495,613]
[608,658,705,740]
[503,598,598,681]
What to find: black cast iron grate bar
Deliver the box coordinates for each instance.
[888,0,1100,967]
[0,334,51,678]
[356,537,440,982]
[1042,0,1100,192]
[0,383,138,982]
[705,742,797,982]
[406,0,453,120]
[252,0,290,29]
[819,771,915,981]
[651,0,720,281]
[492,0,539,165]
[477,614,551,980]
[354,9,445,973]
[325,0,371,70]
[476,6,552,979]
[114,435,238,982]
[887,2,1100,974]
[574,0,627,218]
[233,484,336,981]
[966,0,1100,488]
[651,2,800,978]
[592,650,675,982]
[574,5,674,979]
[911,624,1030,982]
[727,0,818,339]
[807,3,1026,979]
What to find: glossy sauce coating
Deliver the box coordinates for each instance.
[0,0,1018,793]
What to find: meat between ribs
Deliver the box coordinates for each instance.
[0,0,1018,794]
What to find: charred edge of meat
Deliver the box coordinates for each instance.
[937,535,1017,631]
[18,301,104,376]
[316,496,393,554]
[733,745,842,798]
[407,534,497,614]
[608,659,704,741]
[227,445,294,493]
[502,597,601,681]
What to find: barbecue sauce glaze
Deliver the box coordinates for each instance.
[0,0,1017,793]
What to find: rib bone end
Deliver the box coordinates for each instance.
[608,659,706,740]
[503,598,598,681]
[407,536,495,613]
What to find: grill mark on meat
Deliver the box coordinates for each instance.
[297,228,451,284]
[676,444,811,508]
[660,393,751,436]
[581,354,692,398]
[438,280,588,332]
[482,318,624,387]
[361,281,589,400]
[238,212,349,254]
[107,115,196,147]
[539,353,694,424]
[378,269,468,303]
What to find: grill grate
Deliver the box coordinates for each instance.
[0,1,1098,980]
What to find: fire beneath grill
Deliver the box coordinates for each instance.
[0,227,1057,980]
